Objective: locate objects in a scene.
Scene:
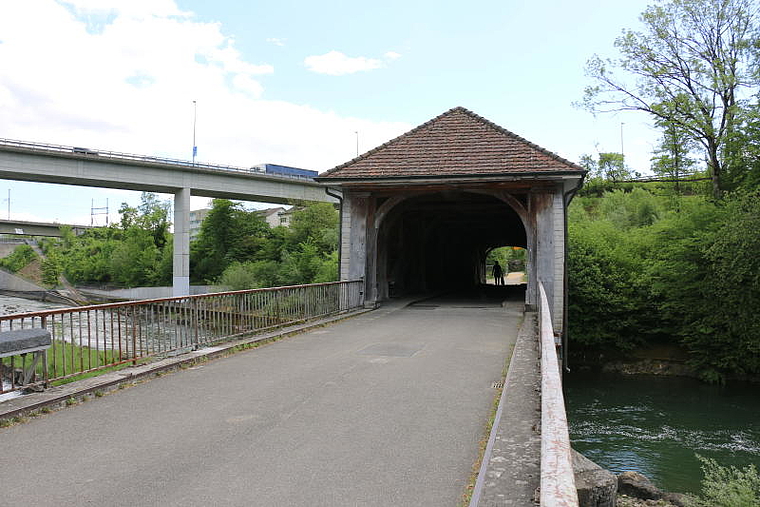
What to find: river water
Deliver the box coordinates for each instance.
[565,371,760,494]
[0,294,66,316]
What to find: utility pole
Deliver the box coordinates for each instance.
[91,199,109,226]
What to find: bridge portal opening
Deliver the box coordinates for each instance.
[485,245,527,285]
[376,191,526,300]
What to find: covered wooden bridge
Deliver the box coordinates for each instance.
[317,106,586,339]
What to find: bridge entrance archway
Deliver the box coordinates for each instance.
[374,191,526,299]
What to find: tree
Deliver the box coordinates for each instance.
[190,199,272,283]
[599,152,632,181]
[650,117,698,195]
[582,0,760,198]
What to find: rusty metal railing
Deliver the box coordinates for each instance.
[0,280,364,394]
[538,282,578,506]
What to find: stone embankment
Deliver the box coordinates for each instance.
[574,452,689,507]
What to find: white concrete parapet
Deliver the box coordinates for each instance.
[539,282,578,506]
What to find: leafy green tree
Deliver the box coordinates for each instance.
[568,188,760,381]
[41,257,60,287]
[581,0,760,197]
[651,117,699,196]
[213,201,340,290]
[51,193,172,287]
[190,199,272,283]
[723,104,760,191]
[598,152,632,181]
[692,190,760,378]
[286,202,339,256]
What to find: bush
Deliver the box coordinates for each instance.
[0,244,37,272]
[568,219,653,350]
[218,262,259,291]
[688,456,760,507]
[41,258,60,287]
[568,188,760,381]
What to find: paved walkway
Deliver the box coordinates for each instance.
[1,295,523,507]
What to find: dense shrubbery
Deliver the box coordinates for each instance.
[688,456,760,507]
[192,199,338,289]
[30,195,337,291]
[568,187,760,381]
[39,193,173,287]
[0,244,38,273]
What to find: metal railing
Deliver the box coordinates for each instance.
[538,282,578,506]
[0,280,364,394]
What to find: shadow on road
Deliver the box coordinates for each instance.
[408,283,526,308]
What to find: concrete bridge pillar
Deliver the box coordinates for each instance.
[173,187,191,296]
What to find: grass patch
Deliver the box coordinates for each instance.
[1,339,143,386]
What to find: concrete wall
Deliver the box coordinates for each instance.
[0,268,47,292]
[81,285,219,301]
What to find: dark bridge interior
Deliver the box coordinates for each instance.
[377,191,526,298]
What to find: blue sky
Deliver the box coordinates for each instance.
[0,0,657,225]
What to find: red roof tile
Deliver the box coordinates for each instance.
[318,107,585,181]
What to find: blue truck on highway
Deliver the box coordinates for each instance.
[250,163,318,180]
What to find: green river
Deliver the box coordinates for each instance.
[565,372,760,494]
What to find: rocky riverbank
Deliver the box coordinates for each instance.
[617,495,682,507]
[574,451,690,507]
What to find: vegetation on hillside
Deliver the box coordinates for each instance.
[568,186,760,382]
[571,0,760,382]
[34,192,173,288]
[0,243,37,273]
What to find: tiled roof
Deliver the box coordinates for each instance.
[318,107,585,180]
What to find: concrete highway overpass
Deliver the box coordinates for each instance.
[0,219,91,237]
[0,138,335,295]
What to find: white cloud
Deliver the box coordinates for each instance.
[0,0,411,220]
[384,51,402,60]
[304,51,384,76]
[60,0,188,18]
[266,38,286,47]
[232,75,264,98]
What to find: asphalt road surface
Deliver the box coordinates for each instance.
[2,296,522,507]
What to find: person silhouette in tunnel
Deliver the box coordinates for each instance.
[492,261,505,286]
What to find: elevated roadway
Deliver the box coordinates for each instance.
[0,219,91,237]
[0,138,335,295]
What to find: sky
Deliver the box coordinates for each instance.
[0,0,660,225]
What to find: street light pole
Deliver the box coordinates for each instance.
[354,131,359,157]
[620,122,625,160]
[192,100,197,166]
